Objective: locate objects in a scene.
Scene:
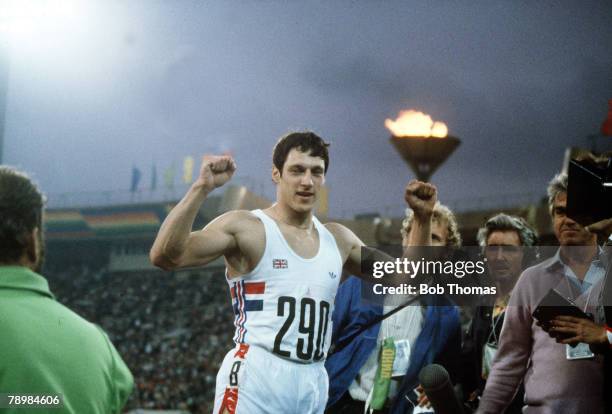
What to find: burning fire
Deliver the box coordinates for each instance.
[384,110,448,138]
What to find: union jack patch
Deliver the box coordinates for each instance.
[273,258,288,269]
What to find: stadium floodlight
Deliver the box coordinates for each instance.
[0,0,78,40]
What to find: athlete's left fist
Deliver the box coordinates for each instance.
[405,180,437,219]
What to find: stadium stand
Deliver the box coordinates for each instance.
[45,265,232,414]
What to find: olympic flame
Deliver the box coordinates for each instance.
[384,110,448,138]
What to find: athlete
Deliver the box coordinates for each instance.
[150,131,435,413]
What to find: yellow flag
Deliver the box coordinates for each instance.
[163,163,176,189]
[183,156,194,184]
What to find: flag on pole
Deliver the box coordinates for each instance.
[164,163,176,189]
[183,156,194,184]
[151,163,157,191]
[130,167,142,193]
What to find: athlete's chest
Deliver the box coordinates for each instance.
[235,219,323,264]
[275,222,320,259]
[229,212,343,281]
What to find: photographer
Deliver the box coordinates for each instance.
[477,173,606,414]
[546,213,612,350]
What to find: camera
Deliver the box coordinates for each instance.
[566,155,612,227]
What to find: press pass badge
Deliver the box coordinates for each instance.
[392,339,411,378]
[566,342,595,360]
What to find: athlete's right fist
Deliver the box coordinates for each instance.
[196,155,236,192]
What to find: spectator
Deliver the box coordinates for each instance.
[325,181,462,414]
[461,213,538,413]
[0,166,133,414]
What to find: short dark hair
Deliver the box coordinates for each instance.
[272,131,330,174]
[0,167,45,263]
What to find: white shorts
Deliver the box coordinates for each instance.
[213,344,328,414]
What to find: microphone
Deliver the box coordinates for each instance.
[418,364,464,414]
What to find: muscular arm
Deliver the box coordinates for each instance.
[150,155,237,270]
[150,199,240,270]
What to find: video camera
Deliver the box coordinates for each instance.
[567,154,612,227]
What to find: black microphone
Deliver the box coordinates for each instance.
[418,364,464,414]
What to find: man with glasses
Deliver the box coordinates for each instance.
[477,174,608,413]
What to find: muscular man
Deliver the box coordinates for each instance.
[150,132,429,413]
[0,167,133,414]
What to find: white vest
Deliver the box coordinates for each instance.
[226,209,343,363]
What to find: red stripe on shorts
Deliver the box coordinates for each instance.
[218,344,249,414]
[234,343,250,359]
[218,387,239,414]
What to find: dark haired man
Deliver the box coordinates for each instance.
[0,167,133,414]
[151,131,430,413]
[461,213,538,413]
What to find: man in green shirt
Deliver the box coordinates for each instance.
[0,167,133,413]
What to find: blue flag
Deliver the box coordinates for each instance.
[151,164,157,191]
[130,167,142,193]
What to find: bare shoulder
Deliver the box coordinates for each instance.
[205,209,262,232]
[221,210,266,247]
[325,222,365,277]
[209,210,266,276]
[324,222,363,251]
[324,222,352,238]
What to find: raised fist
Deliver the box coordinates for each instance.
[405,180,437,219]
[197,155,236,192]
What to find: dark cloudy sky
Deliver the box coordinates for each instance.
[3,0,612,217]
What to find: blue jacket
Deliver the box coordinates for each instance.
[325,277,461,414]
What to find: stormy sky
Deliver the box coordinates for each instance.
[3,0,612,217]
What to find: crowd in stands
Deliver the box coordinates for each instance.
[45,264,234,414]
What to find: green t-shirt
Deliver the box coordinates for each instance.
[0,266,133,413]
